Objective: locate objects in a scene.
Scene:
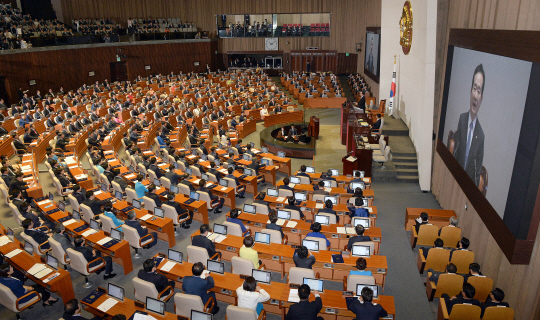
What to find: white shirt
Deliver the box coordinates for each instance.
[260,108,268,117]
[236,286,270,311]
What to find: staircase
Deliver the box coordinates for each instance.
[393,152,419,183]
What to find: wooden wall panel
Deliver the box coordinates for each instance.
[433,1,540,319]
[60,0,381,93]
[0,41,217,104]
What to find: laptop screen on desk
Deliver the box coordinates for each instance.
[243,204,256,214]
[6,227,13,237]
[191,310,212,320]
[356,284,378,298]
[168,249,183,263]
[302,239,319,252]
[24,241,33,255]
[129,165,136,172]
[111,229,122,240]
[207,260,224,274]
[115,190,123,201]
[294,192,306,202]
[352,217,370,228]
[267,188,278,197]
[214,159,221,167]
[108,283,125,301]
[46,254,58,270]
[262,147,269,153]
[322,180,332,188]
[48,192,54,201]
[306,166,315,173]
[353,170,365,178]
[303,277,324,292]
[201,174,209,181]
[277,151,286,158]
[243,154,250,161]
[58,201,66,211]
[201,154,207,161]
[351,244,371,257]
[244,168,253,176]
[252,269,271,284]
[254,232,270,244]
[261,159,269,166]
[153,178,161,187]
[90,219,100,231]
[186,168,192,175]
[190,191,199,200]
[146,297,165,315]
[324,196,338,205]
[154,207,164,218]
[170,185,179,194]
[213,223,227,235]
[350,182,365,191]
[314,214,330,226]
[101,183,108,192]
[72,210,80,220]
[132,199,141,209]
[290,176,301,184]
[330,169,339,176]
[219,179,228,187]
[277,210,290,220]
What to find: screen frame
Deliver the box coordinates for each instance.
[436,28,540,264]
[252,269,272,284]
[145,296,165,315]
[108,283,125,301]
[363,27,381,83]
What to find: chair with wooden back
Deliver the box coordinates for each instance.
[411,224,439,248]
[482,306,514,320]
[439,226,461,249]
[426,272,463,301]
[438,300,481,320]
[450,250,475,274]
[466,276,493,302]
[418,248,450,274]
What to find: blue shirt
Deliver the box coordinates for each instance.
[104,211,124,232]
[97,165,104,174]
[227,217,247,233]
[349,270,372,276]
[157,136,166,148]
[305,231,330,247]
[135,181,148,199]
[350,207,369,218]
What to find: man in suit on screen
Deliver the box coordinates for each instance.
[452,64,485,186]
[366,37,374,73]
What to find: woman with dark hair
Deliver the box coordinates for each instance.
[236,276,270,316]
[293,245,316,269]
[0,262,59,306]
[103,204,124,231]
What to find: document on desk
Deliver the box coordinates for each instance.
[315,203,324,209]
[346,156,357,162]
[324,188,333,192]
[97,298,119,312]
[363,178,370,183]
[192,179,201,185]
[346,227,356,234]
[82,229,97,237]
[27,263,47,276]
[288,289,300,303]
[62,219,77,226]
[35,267,53,279]
[160,261,176,272]
[266,218,286,226]
[97,237,113,246]
[367,207,373,213]
[94,190,102,195]
[140,214,153,221]
[0,235,12,246]
[286,221,297,228]
[207,233,226,243]
[276,197,286,203]
[37,199,52,205]
[125,174,136,179]
[5,248,22,258]
[336,227,347,234]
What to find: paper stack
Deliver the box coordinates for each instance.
[82,229,97,237]
[97,237,113,246]
[62,219,76,226]
[97,298,119,312]
[5,248,22,258]
[0,235,12,246]
[140,214,153,221]
[286,221,297,228]
[160,261,176,272]
[288,289,300,302]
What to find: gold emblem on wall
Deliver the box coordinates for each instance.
[399,1,413,55]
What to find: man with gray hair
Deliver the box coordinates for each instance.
[52,222,73,251]
[125,211,158,248]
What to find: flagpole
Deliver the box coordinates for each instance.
[389,55,397,118]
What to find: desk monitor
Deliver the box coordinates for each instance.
[302,239,319,252]
[146,297,165,315]
[201,173,209,181]
[277,210,291,220]
[277,151,286,158]
[243,204,256,214]
[254,232,270,244]
[356,284,378,298]
[189,191,200,201]
[24,240,33,255]
[267,188,278,197]
[58,201,66,211]
[262,147,269,153]
[46,254,58,270]
[214,159,221,167]
[129,165,136,172]
[294,192,307,202]
[168,249,183,263]
[351,244,371,257]
[207,259,224,274]
[114,190,123,201]
[306,166,315,173]
[153,178,161,187]
[352,217,370,228]
[290,176,301,184]
[170,185,179,194]
[227,164,235,170]
[243,154,250,161]
[219,179,228,187]
[108,283,125,301]
[250,142,255,148]
[353,170,365,178]
[201,154,208,161]
[261,159,269,166]
[110,228,122,241]
[303,277,324,292]
[154,207,164,218]
[90,219,100,231]
[48,192,54,201]
[186,168,193,175]
[174,161,180,170]
[213,223,227,235]
[228,148,235,154]
[314,214,330,226]
[252,269,271,284]
[132,199,142,210]
[191,310,213,320]
[329,169,339,176]
[6,227,14,237]
[72,210,80,220]
[244,168,253,176]
[101,183,108,192]
[350,182,365,191]
[324,196,338,205]
[322,180,332,188]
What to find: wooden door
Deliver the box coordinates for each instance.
[291,53,303,72]
[110,61,128,82]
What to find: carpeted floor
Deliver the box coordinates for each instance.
[0,78,441,319]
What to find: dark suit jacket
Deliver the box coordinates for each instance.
[113,176,128,191]
[444,294,481,314]
[74,245,96,263]
[24,229,49,247]
[266,223,284,239]
[125,220,149,237]
[347,235,372,251]
[165,200,188,217]
[285,297,322,320]
[83,198,110,215]
[182,275,215,304]
[192,234,217,257]
[103,170,115,183]
[372,119,381,130]
[165,171,181,185]
[138,270,170,293]
[146,192,163,208]
[346,298,388,320]
[481,301,510,318]
[13,139,26,151]
[358,96,366,111]
[452,112,484,186]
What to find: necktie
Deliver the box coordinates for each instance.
[465,121,474,167]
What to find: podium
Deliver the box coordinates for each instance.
[342,155,361,176]
[308,116,320,139]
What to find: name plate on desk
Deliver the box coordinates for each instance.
[226,246,235,252]
[291,229,298,233]
[254,222,262,227]
[325,308,336,314]
[370,214,376,218]
[323,263,333,268]
[373,237,381,241]
[272,255,280,261]
[270,299,279,305]
[377,268,386,274]
[220,289,231,294]
[331,234,339,238]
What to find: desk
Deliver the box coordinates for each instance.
[237,119,257,138]
[404,208,456,231]
[264,111,304,127]
[303,97,347,109]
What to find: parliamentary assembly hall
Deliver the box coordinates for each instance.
[0,0,538,319]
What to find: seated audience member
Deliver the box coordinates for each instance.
[279,177,293,191]
[313,181,329,195]
[347,225,372,251]
[20,201,47,228]
[236,276,270,316]
[423,238,445,259]
[83,190,112,217]
[198,179,224,213]
[481,288,509,317]
[439,216,459,235]
[225,167,246,198]
[293,245,316,269]
[134,174,148,198]
[239,235,260,268]
[165,164,181,185]
[22,218,50,250]
[415,211,430,233]
[125,211,158,248]
[266,210,285,239]
[182,262,219,314]
[428,263,457,285]
[285,284,323,320]
[350,170,364,184]
[253,192,271,212]
[350,257,372,276]
[306,222,330,248]
[450,237,470,259]
[63,298,98,320]
[112,169,128,192]
[165,192,192,229]
[192,224,221,259]
[463,262,483,285]
[346,286,388,320]
[318,199,338,222]
[103,205,124,232]
[441,283,481,314]
[348,197,369,218]
[52,223,73,252]
[227,208,248,234]
[73,236,116,279]
[0,262,59,307]
[320,169,336,182]
[284,196,304,219]
[145,184,163,208]
[138,259,175,296]
[72,184,87,204]
[296,165,311,182]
